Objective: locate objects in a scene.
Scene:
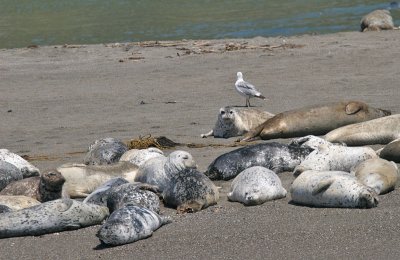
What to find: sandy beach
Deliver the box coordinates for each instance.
[1,31,400,259]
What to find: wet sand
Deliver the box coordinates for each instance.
[0,31,400,259]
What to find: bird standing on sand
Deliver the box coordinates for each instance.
[235,72,266,107]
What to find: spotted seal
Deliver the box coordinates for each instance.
[96,205,171,246]
[119,148,165,166]
[201,106,274,138]
[360,9,395,32]
[0,170,65,202]
[324,114,400,146]
[242,101,390,141]
[227,166,287,206]
[0,149,40,178]
[378,138,400,163]
[162,168,219,213]
[84,138,128,165]
[290,170,378,208]
[135,150,197,192]
[0,204,11,213]
[352,158,398,195]
[58,161,138,198]
[205,142,313,181]
[0,198,109,238]
[83,177,129,206]
[0,195,41,211]
[0,160,23,191]
[293,143,377,176]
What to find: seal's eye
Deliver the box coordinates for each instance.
[229,111,234,114]
[220,111,225,115]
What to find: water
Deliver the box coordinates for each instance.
[0,0,398,49]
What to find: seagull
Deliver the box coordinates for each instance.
[235,72,266,107]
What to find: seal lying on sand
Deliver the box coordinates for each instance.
[324,114,400,146]
[352,158,398,195]
[119,148,164,166]
[106,183,160,213]
[83,177,129,206]
[242,101,390,141]
[0,195,40,211]
[201,106,274,138]
[293,143,377,176]
[0,198,109,238]
[0,149,40,178]
[0,170,65,202]
[227,166,287,206]
[58,161,138,198]
[162,168,219,213]
[97,205,171,246]
[290,135,337,150]
[0,161,23,191]
[290,170,378,208]
[360,9,395,32]
[84,138,128,165]
[377,138,400,163]
[206,142,313,181]
[135,150,197,192]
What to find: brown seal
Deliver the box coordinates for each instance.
[378,138,400,163]
[242,101,390,141]
[0,170,65,202]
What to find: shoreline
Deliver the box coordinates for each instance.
[1,30,400,259]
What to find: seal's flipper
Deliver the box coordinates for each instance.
[311,179,334,195]
[345,102,362,115]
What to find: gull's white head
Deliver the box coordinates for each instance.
[236,72,243,79]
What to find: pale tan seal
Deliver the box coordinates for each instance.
[360,9,396,32]
[119,148,165,166]
[324,114,400,146]
[0,195,41,211]
[377,138,400,163]
[242,101,390,141]
[352,158,398,195]
[201,106,274,138]
[290,170,378,208]
[57,161,138,198]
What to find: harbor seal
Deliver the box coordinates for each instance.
[162,168,219,213]
[227,166,287,206]
[242,101,390,141]
[205,142,313,181]
[0,149,40,178]
[293,143,377,176]
[0,160,23,191]
[201,106,274,138]
[352,158,398,195]
[0,204,11,213]
[324,114,400,146]
[360,9,395,32]
[0,195,41,211]
[83,177,129,206]
[96,205,171,246]
[135,150,197,192]
[106,183,160,213]
[119,148,165,166]
[58,161,138,198]
[290,170,378,208]
[0,170,65,202]
[378,138,400,163]
[84,137,128,165]
[289,135,338,150]
[0,198,109,238]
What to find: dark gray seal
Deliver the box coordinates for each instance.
[162,168,219,213]
[96,205,171,246]
[242,101,390,141]
[0,204,11,213]
[107,183,160,213]
[205,142,313,181]
[83,177,129,206]
[84,138,128,165]
[0,170,65,202]
[378,138,400,163]
[0,198,109,238]
[0,160,23,191]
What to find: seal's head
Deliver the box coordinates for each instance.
[167,151,197,172]
[219,107,236,122]
[358,187,379,208]
[42,170,65,191]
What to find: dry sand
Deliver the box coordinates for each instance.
[0,31,400,259]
